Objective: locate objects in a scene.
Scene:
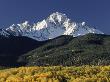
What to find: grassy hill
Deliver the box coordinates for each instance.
[18,34,110,66]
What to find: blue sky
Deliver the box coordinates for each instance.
[0,0,110,34]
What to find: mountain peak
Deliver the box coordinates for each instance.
[0,12,104,41]
[47,12,68,24]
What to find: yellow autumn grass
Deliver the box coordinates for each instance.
[0,66,110,82]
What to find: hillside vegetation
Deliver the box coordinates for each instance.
[19,34,110,66]
[0,33,110,67]
[0,66,110,82]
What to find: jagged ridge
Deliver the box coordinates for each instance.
[0,12,103,41]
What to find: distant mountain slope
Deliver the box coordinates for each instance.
[18,34,110,66]
[0,35,45,67]
[0,12,103,41]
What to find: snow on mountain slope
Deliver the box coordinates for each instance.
[0,12,103,41]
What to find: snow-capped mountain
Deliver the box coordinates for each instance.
[0,12,103,41]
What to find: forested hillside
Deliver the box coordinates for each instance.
[18,34,110,66]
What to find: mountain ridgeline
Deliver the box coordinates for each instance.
[0,12,103,41]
